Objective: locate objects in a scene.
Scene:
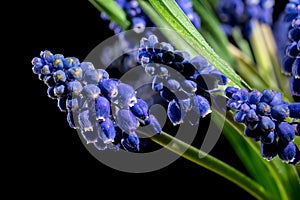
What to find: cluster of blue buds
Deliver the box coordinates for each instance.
[100,0,200,34]
[216,0,275,39]
[138,34,228,126]
[31,50,162,152]
[225,86,300,165]
[282,0,300,97]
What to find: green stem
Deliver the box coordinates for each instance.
[137,129,269,200]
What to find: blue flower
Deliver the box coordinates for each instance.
[95,96,111,121]
[216,0,275,39]
[121,132,140,152]
[225,86,300,165]
[167,100,183,126]
[116,109,139,133]
[288,103,300,118]
[99,118,116,144]
[138,34,226,125]
[281,0,300,97]
[130,98,149,121]
[31,50,162,152]
[277,122,295,142]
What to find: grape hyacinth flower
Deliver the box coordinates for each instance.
[281,0,300,97]
[138,34,228,126]
[31,50,162,152]
[225,86,300,165]
[216,0,275,39]
[100,0,200,34]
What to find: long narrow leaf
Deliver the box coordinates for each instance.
[89,0,130,30]
[137,128,270,200]
[146,0,251,89]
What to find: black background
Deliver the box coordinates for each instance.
[13,0,288,199]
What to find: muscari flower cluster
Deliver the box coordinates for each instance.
[138,34,228,126]
[31,50,162,152]
[217,0,275,39]
[101,0,200,34]
[225,86,300,165]
[281,0,300,97]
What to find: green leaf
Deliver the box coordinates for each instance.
[228,44,270,90]
[146,0,251,90]
[137,127,269,200]
[222,111,289,200]
[89,0,130,30]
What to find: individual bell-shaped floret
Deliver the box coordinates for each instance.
[82,84,101,100]
[269,91,284,106]
[288,103,300,118]
[54,84,67,97]
[67,81,83,96]
[271,104,290,121]
[80,62,95,72]
[40,65,51,75]
[225,86,239,99]
[63,57,79,69]
[167,100,183,125]
[246,109,259,122]
[97,69,109,81]
[193,95,212,118]
[53,55,64,69]
[53,70,66,83]
[248,90,262,104]
[111,83,137,108]
[130,98,149,120]
[83,69,101,84]
[68,67,83,80]
[99,118,116,144]
[98,79,119,99]
[181,80,197,94]
[260,89,275,103]
[278,140,297,163]
[40,50,55,64]
[260,116,275,132]
[95,96,111,121]
[290,77,300,96]
[256,102,271,116]
[78,110,93,132]
[260,141,278,161]
[116,109,139,133]
[233,111,246,122]
[277,122,295,142]
[121,132,140,152]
